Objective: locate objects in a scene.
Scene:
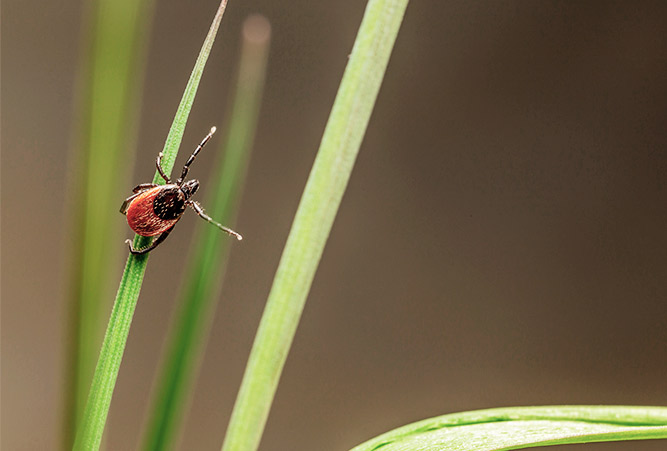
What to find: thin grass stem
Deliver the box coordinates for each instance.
[72,2,230,449]
[220,1,409,450]
[141,15,271,451]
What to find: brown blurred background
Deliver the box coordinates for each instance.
[3,0,667,450]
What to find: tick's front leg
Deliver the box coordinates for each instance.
[189,201,242,240]
[156,152,170,183]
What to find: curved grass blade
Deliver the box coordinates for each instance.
[220,1,409,450]
[72,2,230,449]
[63,0,155,447]
[142,15,271,451]
[349,406,667,451]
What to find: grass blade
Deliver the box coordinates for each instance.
[220,1,409,450]
[63,0,155,447]
[72,2,230,449]
[348,406,667,450]
[141,15,271,451]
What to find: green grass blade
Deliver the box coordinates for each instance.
[220,1,409,450]
[142,15,271,451]
[72,2,230,449]
[349,406,667,451]
[63,0,154,447]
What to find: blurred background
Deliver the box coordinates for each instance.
[3,0,667,450]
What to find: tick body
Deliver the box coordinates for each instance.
[125,186,183,236]
[121,127,242,254]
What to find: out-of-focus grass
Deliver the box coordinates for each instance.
[141,15,271,451]
[64,0,155,447]
[220,1,409,450]
[71,2,231,450]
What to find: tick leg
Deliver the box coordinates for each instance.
[156,152,170,183]
[176,127,216,185]
[189,201,242,240]
[120,185,157,214]
[126,227,174,255]
[120,193,141,214]
[133,183,158,193]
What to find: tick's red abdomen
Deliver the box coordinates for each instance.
[126,187,179,236]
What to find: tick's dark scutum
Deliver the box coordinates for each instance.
[153,186,187,220]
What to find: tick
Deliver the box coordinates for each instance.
[120,127,242,255]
